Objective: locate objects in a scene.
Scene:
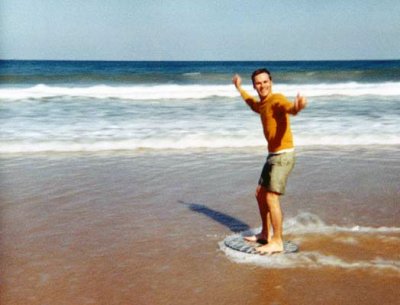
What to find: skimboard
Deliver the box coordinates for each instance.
[224,235,299,254]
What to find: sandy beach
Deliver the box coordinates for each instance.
[1,146,399,305]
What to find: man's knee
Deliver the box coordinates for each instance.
[256,186,282,205]
[266,191,280,205]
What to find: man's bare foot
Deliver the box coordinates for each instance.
[243,233,268,244]
[256,240,283,254]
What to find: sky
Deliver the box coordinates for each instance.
[1,0,399,61]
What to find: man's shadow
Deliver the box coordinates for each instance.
[179,200,250,233]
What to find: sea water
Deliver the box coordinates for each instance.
[1,59,399,305]
[1,60,400,154]
[220,212,400,270]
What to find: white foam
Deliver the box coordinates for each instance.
[1,132,399,154]
[279,82,400,97]
[1,82,400,101]
[296,134,400,147]
[219,213,400,270]
[0,136,264,154]
[219,242,400,272]
[0,84,236,101]
[284,213,400,235]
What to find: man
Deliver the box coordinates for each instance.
[232,69,307,254]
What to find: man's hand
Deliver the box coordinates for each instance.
[232,74,242,90]
[294,93,307,114]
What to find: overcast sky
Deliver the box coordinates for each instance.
[1,0,399,61]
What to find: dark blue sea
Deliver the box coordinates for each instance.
[1,60,399,154]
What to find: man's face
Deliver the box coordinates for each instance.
[253,72,272,99]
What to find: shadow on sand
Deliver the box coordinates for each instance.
[179,200,250,233]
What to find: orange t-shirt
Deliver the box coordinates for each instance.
[240,91,295,153]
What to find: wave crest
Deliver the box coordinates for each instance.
[1,82,400,101]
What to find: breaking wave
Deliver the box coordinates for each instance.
[1,82,400,101]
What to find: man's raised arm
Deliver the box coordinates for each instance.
[232,74,259,113]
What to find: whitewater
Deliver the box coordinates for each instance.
[1,60,399,154]
[220,213,400,271]
[1,82,400,101]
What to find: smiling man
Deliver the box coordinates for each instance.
[232,69,307,254]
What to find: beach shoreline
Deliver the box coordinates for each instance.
[1,145,399,304]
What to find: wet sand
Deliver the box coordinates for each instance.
[1,147,399,305]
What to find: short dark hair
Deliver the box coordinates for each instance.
[251,68,272,85]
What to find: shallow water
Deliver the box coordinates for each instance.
[1,147,399,304]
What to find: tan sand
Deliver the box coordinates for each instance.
[1,147,399,305]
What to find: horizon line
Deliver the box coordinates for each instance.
[1,58,400,63]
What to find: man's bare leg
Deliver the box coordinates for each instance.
[256,191,284,253]
[244,185,271,243]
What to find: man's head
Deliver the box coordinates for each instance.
[252,68,272,99]
[251,68,272,84]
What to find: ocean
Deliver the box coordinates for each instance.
[1,60,400,154]
[1,60,399,305]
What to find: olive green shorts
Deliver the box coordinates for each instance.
[258,151,295,195]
